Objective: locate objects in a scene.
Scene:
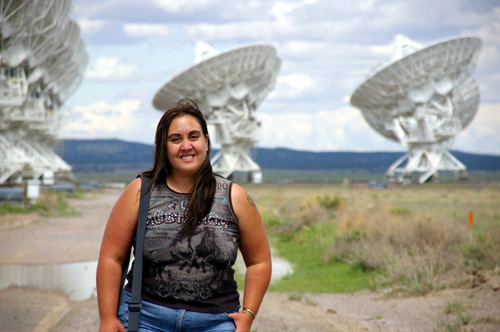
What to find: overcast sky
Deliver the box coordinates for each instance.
[62,0,500,155]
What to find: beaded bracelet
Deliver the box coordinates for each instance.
[242,308,256,319]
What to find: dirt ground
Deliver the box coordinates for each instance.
[0,188,499,332]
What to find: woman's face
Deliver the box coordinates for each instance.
[166,115,209,178]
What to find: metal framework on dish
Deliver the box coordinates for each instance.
[350,35,482,184]
[153,44,281,183]
[0,0,88,185]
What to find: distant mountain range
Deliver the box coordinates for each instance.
[55,139,500,173]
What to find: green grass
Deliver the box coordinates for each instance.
[0,202,45,215]
[269,252,375,293]
[234,220,377,293]
[0,190,80,217]
[74,172,137,184]
[267,222,377,293]
[261,170,387,183]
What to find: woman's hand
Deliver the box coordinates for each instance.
[98,317,126,332]
[228,311,254,332]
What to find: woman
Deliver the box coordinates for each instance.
[96,98,272,332]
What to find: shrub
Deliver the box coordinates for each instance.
[317,194,343,209]
[390,206,412,215]
[330,204,468,293]
[462,227,500,270]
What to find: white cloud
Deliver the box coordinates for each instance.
[76,16,107,35]
[185,18,363,44]
[454,102,500,155]
[85,56,140,81]
[185,22,275,42]
[256,106,398,152]
[274,73,316,99]
[442,2,498,28]
[271,2,295,19]
[257,112,312,149]
[64,99,141,136]
[152,0,215,14]
[123,24,171,38]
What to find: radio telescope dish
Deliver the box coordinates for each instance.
[350,35,482,184]
[153,44,281,183]
[0,0,88,185]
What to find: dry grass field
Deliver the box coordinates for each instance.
[246,181,500,294]
[242,180,500,331]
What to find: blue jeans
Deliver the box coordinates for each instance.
[117,290,238,332]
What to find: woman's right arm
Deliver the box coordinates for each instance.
[97,177,142,332]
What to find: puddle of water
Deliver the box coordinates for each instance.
[0,261,97,301]
[270,256,294,283]
[234,250,294,284]
[0,254,293,302]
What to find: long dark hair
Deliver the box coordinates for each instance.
[143,98,216,234]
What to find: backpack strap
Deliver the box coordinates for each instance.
[119,175,151,332]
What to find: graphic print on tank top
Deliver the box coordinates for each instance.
[142,183,240,303]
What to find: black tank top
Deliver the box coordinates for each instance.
[125,175,240,313]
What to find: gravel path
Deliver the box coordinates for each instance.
[1,188,498,332]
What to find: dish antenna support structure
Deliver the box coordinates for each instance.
[0,0,88,185]
[350,35,482,184]
[153,44,281,183]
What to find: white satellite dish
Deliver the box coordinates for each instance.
[0,0,88,185]
[350,35,482,184]
[153,44,281,183]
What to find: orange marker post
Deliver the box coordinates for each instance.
[468,211,474,226]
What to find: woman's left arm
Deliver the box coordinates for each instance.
[228,183,272,332]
